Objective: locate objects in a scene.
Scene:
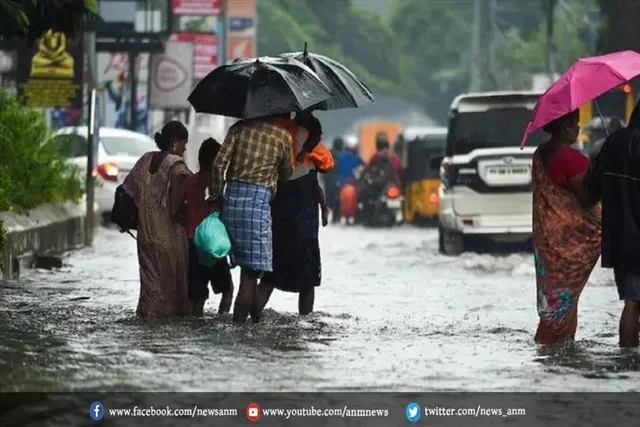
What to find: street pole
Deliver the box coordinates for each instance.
[85,31,97,247]
[469,0,482,92]
[220,0,228,65]
[544,0,556,82]
[129,52,138,132]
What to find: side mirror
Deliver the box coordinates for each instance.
[430,156,444,170]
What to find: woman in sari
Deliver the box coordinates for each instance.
[532,109,601,343]
[122,121,192,319]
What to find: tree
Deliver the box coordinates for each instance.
[389,0,473,121]
[597,0,640,53]
[0,0,100,44]
[257,0,417,101]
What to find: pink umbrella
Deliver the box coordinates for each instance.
[520,50,640,147]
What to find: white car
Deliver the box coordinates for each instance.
[51,127,156,219]
[435,91,546,255]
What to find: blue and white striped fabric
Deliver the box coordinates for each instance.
[221,180,273,272]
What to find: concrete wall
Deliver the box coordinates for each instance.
[0,199,99,279]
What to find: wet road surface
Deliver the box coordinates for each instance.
[1,225,640,394]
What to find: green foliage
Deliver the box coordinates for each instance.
[257,0,418,104]
[0,0,101,44]
[258,0,596,121]
[0,90,83,215]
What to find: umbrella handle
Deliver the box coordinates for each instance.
[594,99,610,138]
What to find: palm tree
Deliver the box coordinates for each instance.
[0,0,101,44]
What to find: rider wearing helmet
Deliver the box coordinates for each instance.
[368,132,402,184]
[336,136,365,187]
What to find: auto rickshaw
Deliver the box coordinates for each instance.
[395,126,447,225]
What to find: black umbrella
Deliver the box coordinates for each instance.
[188,56,332,119]
[280,44,374,111]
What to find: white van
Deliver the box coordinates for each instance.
[436,91,546,255]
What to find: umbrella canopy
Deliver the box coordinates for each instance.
[521,50,640,147]
[280,47,374,110]
[188,56,332,119]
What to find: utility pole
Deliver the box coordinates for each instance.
[85,31,98,247]
[220,0,228,65]
[544,0,557,81]
[469,0,482,92]
[129,51,138,131]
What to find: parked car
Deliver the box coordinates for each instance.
[435,91,546,255]
[51,127,155,220]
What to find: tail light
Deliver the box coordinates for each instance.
[428,190,439,204]
[387,186,401,198]
[93,162,118,182]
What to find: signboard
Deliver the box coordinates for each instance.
[172,0,221,15]
[169,33,218,80]
[97,53,149,134]
[227,0,256,38]
[17,30,83,108]
[227,38,255,61]
[149,41,194,109]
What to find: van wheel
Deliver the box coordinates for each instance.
[439,226,464,256]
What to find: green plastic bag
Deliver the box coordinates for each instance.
[193,212,231,267]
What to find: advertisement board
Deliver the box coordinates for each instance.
[149,42,194,109]
[172,0,221,15]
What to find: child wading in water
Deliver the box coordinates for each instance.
[182,138,234,316]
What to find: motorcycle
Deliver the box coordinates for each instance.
[356,165,404,227]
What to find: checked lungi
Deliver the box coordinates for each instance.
[221,180,273,272]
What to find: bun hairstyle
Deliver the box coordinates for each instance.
[154,120,189,151]
[542,110,578,135]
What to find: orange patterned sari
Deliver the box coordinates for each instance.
[532,147,601,343]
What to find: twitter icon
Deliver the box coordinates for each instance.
[406,402,421,422]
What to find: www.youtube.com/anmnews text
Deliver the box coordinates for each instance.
[244,402,389,421]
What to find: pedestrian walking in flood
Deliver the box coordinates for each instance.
[585,101,640,347]
[121,121,192,319]
[211,117,293,324]
[530,110,601,344]
[254,112,334,317]
[182,138,234,317]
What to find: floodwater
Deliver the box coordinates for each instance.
[2,225,639,395]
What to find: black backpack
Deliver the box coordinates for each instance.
[111,184,138,237]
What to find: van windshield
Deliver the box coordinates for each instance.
[451,107,546,155]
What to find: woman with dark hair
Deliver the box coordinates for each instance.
[254,112,334,317]
[531,110,601,343]
[122,121,192,319]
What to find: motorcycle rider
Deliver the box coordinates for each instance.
[325,137,344,223]
[357,133,402,224]
[368,132,402,185]
[336,136,365,188]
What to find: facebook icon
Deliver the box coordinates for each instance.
[89,401,104,421]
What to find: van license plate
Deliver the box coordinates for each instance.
[486,165,529,176]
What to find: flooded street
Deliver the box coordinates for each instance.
[1,225,640,394]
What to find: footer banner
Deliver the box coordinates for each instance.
[0,392,636,426]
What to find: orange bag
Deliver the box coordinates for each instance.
[339,184,358,218]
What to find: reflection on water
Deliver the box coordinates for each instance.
[0,226,638,393]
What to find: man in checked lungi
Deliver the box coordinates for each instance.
[211,116,293,324]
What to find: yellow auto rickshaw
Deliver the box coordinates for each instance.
[396,126,447,224]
